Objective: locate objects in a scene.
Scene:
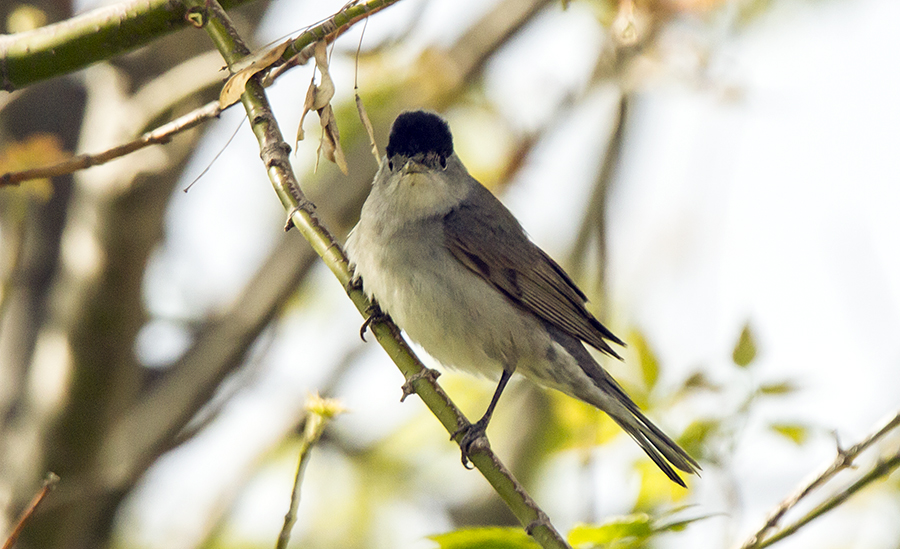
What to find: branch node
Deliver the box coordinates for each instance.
[400,367,440,401]
[525,512,551,535]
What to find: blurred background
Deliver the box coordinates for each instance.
[2,0,900,548]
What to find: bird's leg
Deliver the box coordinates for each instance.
[452,368,512,469]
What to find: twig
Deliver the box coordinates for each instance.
[1,101,221,187]
[275,395,343,549]
[739,410,900,549]
[2,473,59,549]
[754,451,900,549]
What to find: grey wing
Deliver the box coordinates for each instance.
[443,183,624,359]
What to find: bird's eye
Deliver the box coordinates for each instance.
[440,157,447,169]
[388,160,394,171]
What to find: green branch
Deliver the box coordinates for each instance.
[0,0,251,91]
[190,1,571,547]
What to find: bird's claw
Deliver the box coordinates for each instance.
[451,418,489,469]
[358,303,387,342]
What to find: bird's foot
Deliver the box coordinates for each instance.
[358,303,388,342]
[451,418,490,470]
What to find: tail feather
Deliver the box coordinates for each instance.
[575,356,700,485]
[607,404,700,487]
[541,322,700,485]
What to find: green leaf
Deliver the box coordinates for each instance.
[731,323,757,368]
[679,371,724,393]
[758,381,798,396]
[568,515,653,547]
[429,527,540,549]
[628,329,659,392]
[678,419,719,461]
[770,423,809,445]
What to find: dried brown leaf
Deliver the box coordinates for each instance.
[317,104,348,174]
[219,39,292,108]
[296,78,318,144]
[297,41,347,174]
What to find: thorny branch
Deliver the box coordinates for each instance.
[739,410,900,549]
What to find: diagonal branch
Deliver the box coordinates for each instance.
[739,409,900,549]
[191,1,570,547]
[1,101,221,187]
[751,450,900,549]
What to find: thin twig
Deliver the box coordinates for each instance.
[275,395,343,549]
[739,410,900,549]
[0,101,222,187]
[2,473,59,549]
[754,451,900,549]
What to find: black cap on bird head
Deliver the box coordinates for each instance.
[386,111,454,166]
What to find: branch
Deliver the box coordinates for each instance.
[275,396,343,549]
[754,451,900,549]
[1,473,59,549]
[0,0,252,91]
[1,100,221,188]
[740,410,900,549]
[193,1,570,547]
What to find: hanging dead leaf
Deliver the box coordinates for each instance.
[295,41,347,174]
[296,79,318,143]
[219,39,292,109]
[317,104,347,174]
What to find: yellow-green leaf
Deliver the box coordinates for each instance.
[568,515,653,547]
[758,380,798,396]
[634,459,689,510]
[680,372,723,393]
[547,392,620,452]
[770,423,809,445]
[429,527,540,549]
[678,419,718,461]
[628,329,659,392]
[731,323,757,367]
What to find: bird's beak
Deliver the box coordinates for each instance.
[401,160,427,175]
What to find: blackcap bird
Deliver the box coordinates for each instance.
[345,110,699,486]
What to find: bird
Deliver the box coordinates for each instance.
[344,110,699,486]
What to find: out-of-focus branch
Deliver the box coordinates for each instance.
[0,0,252,91]
[569,93,629,304]
[740,410,900,549]
[0,101,220,187]
[275,396,343,549]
